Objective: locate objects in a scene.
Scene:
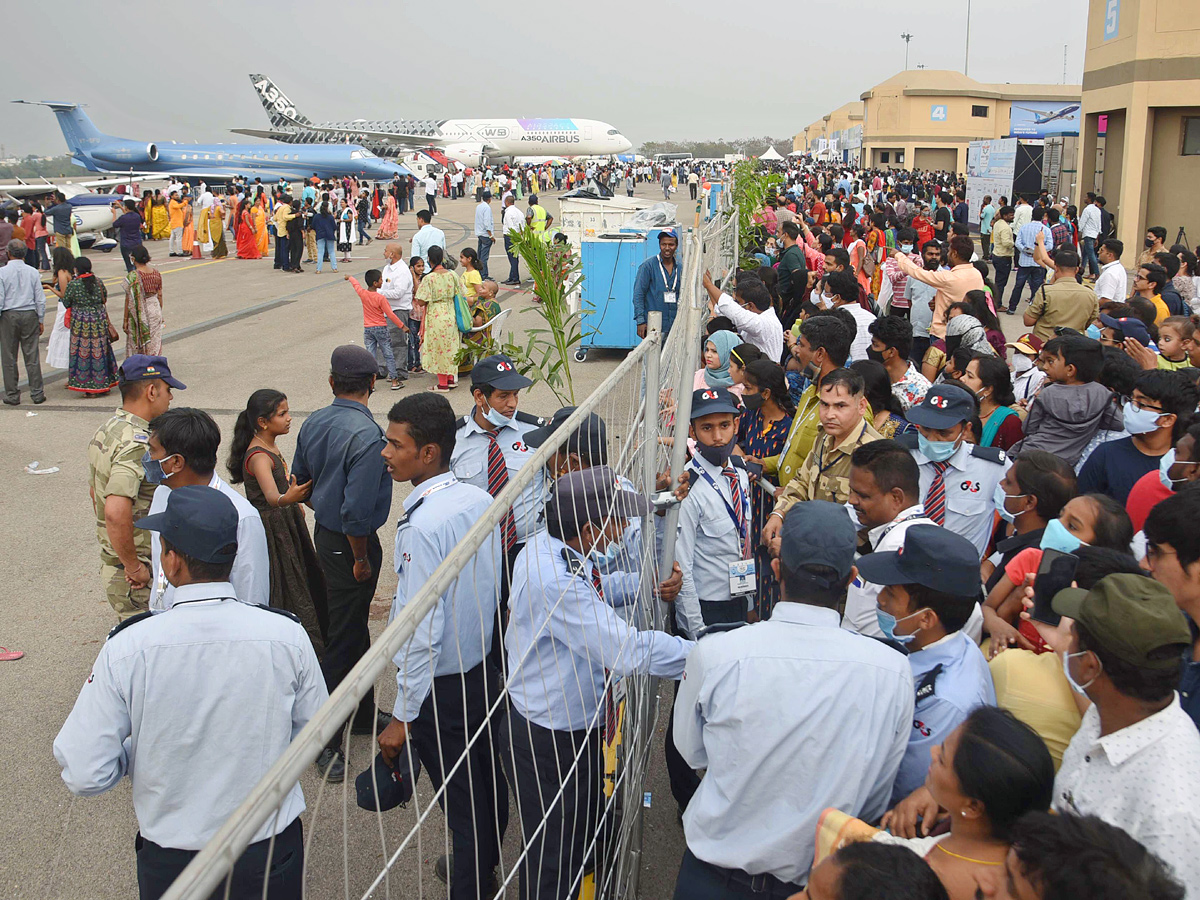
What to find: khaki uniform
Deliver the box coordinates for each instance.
[774,417,883,516]
[88,409,156,618]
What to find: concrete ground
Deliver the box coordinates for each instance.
[0,180,688,899]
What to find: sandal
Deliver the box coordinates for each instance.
[428,384,452,392]
[0,647,24,661]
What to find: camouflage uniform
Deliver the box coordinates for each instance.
[88,409,156,618]
[775,417,883,514]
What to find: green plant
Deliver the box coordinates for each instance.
[730,159,783,270]
[501,226,586,405]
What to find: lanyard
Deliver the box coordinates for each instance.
[658,258,679,293]
[405,476,458,518]
[690,463,751,546]
[814,433,851,477]
[876,511,928,546]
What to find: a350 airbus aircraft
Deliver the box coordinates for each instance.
[233,74,633,166]
[18,100,411,182]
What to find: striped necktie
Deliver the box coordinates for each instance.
[925,460,951,526]
[724,466,748,555]
[485,431,517,550]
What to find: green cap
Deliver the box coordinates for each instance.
[1052,573,1191,671]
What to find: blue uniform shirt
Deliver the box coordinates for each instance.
[632,252,680,334]
[292,398,392,536]
[390,473,501,721]
[892,630,997,805]
[451,413,545,543]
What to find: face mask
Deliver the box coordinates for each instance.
[899,243,914,253]
[141,451,176,485]
[994,484,1030,524]
[1145,237,1156,249]
[742,392,764,411]
[1158,448,1199,491]
[876,607,927,645]
[696,436,736,467]
[589,534,622,566]
[1012,354,1034,374]
[1085,323,1102,341]
[865,347,886,364]
[1040,517,1084,554]
[818,294,833,310]
[1122,399,1164,435]
[918,432,960,462]
[483,399,516,429]
[1062,650,1099,694]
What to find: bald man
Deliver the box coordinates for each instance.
[378,242,414,379]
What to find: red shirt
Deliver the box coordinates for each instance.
[1126,469,1172,532]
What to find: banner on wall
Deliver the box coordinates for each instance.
[966,138,1017,227]
[1009,102,1081,138]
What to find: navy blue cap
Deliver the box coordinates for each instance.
[1099,313,1150,347]
[779,501,857,584]
[546,465,649,528]
[330,344,379,377]
[470,354,533,391]
[355,749,421,811]
[134,485,238,563]
[905,384,975,430]
[690,388,740,419]
[658,229,678,242]
[119,354,186,389]
[526,407,608,463]
[856,524,981,596]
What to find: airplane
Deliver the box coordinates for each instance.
[0,178,164,246]
[233,74,633,167]
[15,100,413,183]
[1012,103,1081,125]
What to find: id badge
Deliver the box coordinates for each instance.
[663,290,677,305]
[729,559,756,598]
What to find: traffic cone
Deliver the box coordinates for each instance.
[191,233,201,259]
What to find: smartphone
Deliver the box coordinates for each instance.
[743,460,764,479]
[1031,548,1078,627]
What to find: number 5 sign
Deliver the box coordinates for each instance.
[931,105,948,122]
[1104,0,1120,41]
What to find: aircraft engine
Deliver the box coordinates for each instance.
[441,143,488,167]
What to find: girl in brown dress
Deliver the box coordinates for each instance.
[227,389,328,655]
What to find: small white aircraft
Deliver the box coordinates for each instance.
[0,177,158,249]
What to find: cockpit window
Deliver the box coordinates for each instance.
[607,129,620,135]
[350,148,378,160]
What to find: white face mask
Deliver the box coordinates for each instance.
[1012,354,1034,374]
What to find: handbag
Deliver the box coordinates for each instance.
[453,278,473,333]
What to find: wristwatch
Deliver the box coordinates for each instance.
[354,556,368,563]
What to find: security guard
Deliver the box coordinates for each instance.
[450,355,546,656]
[87,355,184,620]
[525,193,553,241]
[856,523,997,807]
[503,467,690,900]
[54,486,328,900]
[376,394,508,896]
[900,384,1007,557]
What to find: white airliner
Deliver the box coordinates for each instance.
[233,74,633,167]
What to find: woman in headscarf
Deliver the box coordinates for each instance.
[376,192,399,240]
[944,313,997,359]
[692,329,744,398]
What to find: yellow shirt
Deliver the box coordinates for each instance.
[1150,294,1170,323]
[460,269,482,300]
[988,647,1083,769]
[168,199,186,229]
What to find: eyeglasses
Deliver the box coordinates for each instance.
[1129,399,1165,413]
[1145,544,1177,562]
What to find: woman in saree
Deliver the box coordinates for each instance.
[150,191,170,240]
[207,203,228,259]
[254,195,269,257]
[123,245,164,356]
[235,198,262,259]
[63,256,119,395]
[376,193,399,240]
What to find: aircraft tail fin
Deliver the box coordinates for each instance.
[12,101,107,170]
[248,74,313,128]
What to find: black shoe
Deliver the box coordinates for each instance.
[32,396,46,405]
[351,710,393,735]
[315,748,345,783]
[435,855,450,886]
[3,398,18,406]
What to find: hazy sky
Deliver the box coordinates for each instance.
[2,0,1088,157]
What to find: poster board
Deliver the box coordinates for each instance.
[966,138,1017,227]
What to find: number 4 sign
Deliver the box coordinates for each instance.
[931,105,948,122]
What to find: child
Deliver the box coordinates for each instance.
[345,270,408,390]
[674,388,754,641]
[1011,332,1123,466]
[408,256,425,374]
[1154,315,1197,371]
[1010,332,1046,405]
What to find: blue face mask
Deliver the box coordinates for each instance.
[993,483,1029,524]
[1085,323,1103,341]
[1123,399,1164,435]
[899,243,914,253]
[1158,448,1199,491]
[1040,517,1084,554]
[876,606,928,645]
[917,432,960,462]
[141,450,176,485]
[483,399,516,429]
[590,537,623,567]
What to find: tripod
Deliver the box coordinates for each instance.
[1176,226,1190,251]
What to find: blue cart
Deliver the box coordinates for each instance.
[575,233,649,361]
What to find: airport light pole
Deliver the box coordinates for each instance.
[901,33,913,70]
[964,0,972,76]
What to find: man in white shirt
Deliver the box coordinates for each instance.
[1078,194,1103,279]
[1095,239,1130,306]
[1013,196,1033,230]
[143,408,270,612]
[1046,574,1200,896]
[673,501,913,894]
[410,210,445,267]
[827,270,876,362]
[424,173,439,215]
[500,196,525,286]
[378,242,414,380]
[701,270,783,362]
[474,191,495,279]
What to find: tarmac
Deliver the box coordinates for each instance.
[0,181,690,899]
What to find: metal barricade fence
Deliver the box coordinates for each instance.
[161,214,732,900]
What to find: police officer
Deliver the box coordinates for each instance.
[87,355,184,620]
[503,467,690,900]
[450,355,545,656]
[376,394,508,896]
[856,523,997,807]
[900,384,1006,557]
[54,486,328,900]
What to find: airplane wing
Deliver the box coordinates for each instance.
[231,123,442,149]
[0,176,150,197]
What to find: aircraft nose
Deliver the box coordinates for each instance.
[616,135,632,152]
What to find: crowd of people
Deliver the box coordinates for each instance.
[17,153,1200,900]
